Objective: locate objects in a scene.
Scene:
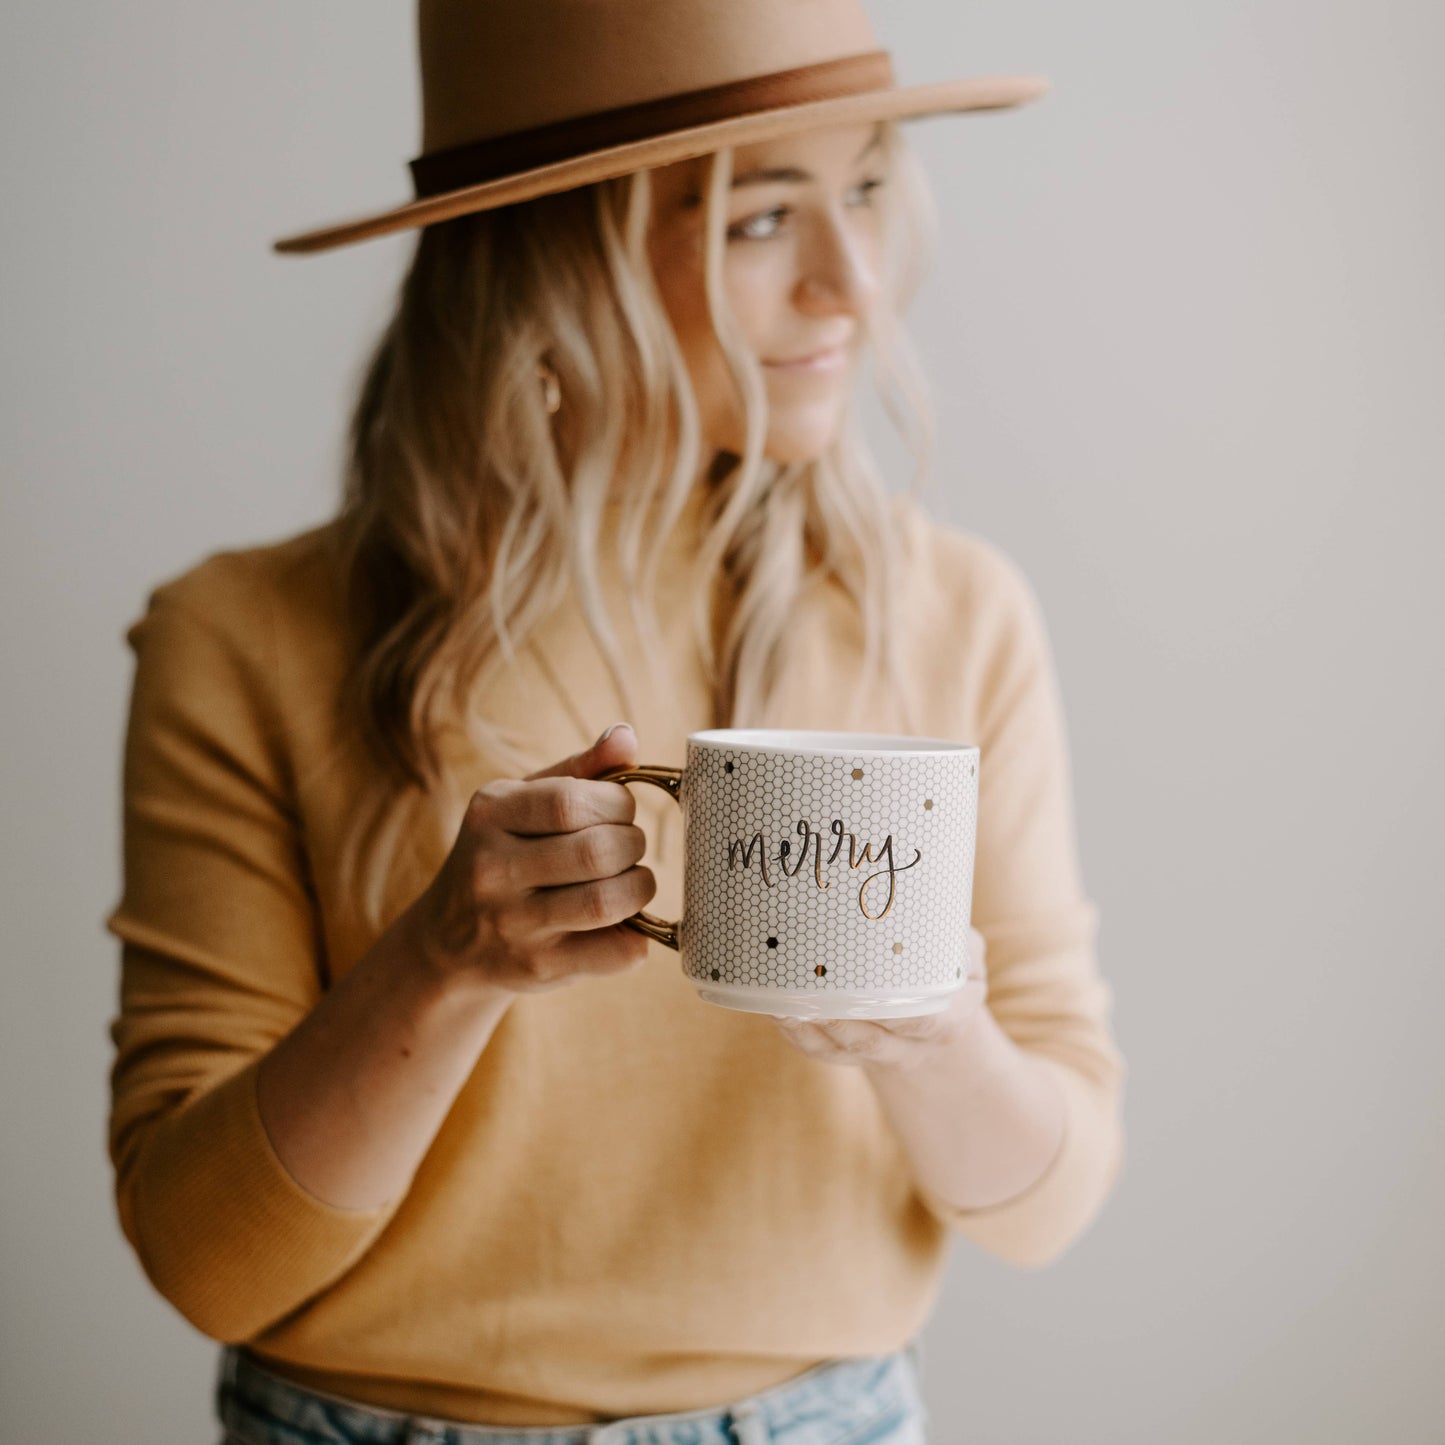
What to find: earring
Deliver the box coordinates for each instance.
[536,359,561,416]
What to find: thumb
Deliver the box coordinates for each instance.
[524,721,638,781]
[967,926,988,983]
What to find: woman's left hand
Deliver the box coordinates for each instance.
[770,925,989,1075]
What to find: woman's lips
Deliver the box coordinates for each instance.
[762,343,849,373]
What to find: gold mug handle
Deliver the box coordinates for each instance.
[597,763,685,950]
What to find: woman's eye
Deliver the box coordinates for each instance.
[734,209,791,242]
[725,177,887,243]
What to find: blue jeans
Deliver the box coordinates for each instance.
[216,1340,930,1445]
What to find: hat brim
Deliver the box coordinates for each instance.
[271,74,1049,255]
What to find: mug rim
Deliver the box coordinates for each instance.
[687,728,977,756]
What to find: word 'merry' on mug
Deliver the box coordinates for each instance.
[601,729,979,1020]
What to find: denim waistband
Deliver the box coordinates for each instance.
[217,1338,927,1445]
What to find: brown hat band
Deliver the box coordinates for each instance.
[407,49,896,199]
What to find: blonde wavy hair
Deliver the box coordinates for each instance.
[330,118,942,936]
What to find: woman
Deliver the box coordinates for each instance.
[106,3,1127,1442]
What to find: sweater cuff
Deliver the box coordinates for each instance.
[131,1055,398,1340]
[915,1056,1123,1269]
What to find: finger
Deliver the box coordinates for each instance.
[810,1019,893,1047]
[774,1019,831,1051]
[782,1018,876,1050]
[780,1016,894,1038]
[482,775,637,836]
[861,1014,943,1041]
[523,722,638,782]
[781,1020,890,1063]
[509,821,648,890]
[519,865,657,936]
[968,925,988,969]
[546,921,652,975]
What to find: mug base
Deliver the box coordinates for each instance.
[690,981,961,1020]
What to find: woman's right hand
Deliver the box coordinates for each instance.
[412,722,657,995]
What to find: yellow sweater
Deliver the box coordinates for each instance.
[105,484,1126,1426]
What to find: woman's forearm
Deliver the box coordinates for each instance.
[865,1004,1067,1212]
[255,897,517,1212]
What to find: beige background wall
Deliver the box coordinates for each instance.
[3,2,1441,1440]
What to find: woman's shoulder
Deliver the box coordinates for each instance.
[887,491,1045,636]
[120,521,353,749]
[128,518,346,653]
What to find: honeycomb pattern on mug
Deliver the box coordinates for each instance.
[677,744,977,994]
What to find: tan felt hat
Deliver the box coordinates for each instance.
[272,0,1049,256]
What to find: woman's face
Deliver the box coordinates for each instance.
[644,120,888,465]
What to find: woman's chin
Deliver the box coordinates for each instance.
[761,438,832,466]
[706,400,847,467]
[763,420,844,464]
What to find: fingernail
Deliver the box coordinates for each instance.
[600,721,633,743]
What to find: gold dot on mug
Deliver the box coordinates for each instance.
[892,942,903,954]
[924,799,933,810]
[851,767,864,780]
[815,964,828,977]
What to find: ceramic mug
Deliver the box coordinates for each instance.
[599,728,978,1019]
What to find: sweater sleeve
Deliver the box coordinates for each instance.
[104,560,398,1342]
[912,539,1128,1268]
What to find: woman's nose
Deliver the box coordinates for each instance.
[794,213,877,316]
